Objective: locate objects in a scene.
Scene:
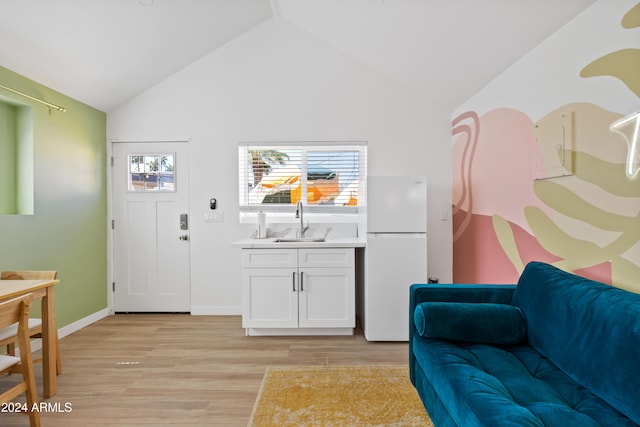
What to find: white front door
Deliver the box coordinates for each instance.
[112,141,190,312]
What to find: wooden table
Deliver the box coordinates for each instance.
[0,279,60,398]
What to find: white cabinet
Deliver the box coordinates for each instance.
[241,248,355,336]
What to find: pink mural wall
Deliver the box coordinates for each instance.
[451,2,640,291]
[452,108,559,283]
[452,107,616,285]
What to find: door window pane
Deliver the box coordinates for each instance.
[128,154,175,192]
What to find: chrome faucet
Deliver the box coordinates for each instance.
[295,200,309,238]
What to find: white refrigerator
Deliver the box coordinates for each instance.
[363,176,427,341]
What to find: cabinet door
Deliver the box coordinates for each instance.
[242,268,298,328]
[298,267,355,328]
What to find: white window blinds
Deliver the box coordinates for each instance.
[239,142,367,213]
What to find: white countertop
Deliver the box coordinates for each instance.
[232,237,366,249]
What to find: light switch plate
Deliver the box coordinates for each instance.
[204,211,224,223]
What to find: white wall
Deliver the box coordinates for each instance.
[107,18,453,314]
[454,0,638,120]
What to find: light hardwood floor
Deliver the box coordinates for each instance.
[1,314,409,426]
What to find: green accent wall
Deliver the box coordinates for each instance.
[0,98,34,215]
[16,104,34,214]
[0,66,108,326]
[0,100,17,213]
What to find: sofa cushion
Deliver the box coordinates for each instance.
[412,336,638,427]
[414,302,527,345]
[512,262,640,424]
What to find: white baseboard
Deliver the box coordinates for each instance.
[58,307,110,339]
[29,307,110,352]
[246,327,354,336]
[190,306,241,315]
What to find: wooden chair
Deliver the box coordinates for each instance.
[0,293,41,427]
[0,271,62,375]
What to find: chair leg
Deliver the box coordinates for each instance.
[23,364,41,427]
[29,329,63,375]
[25,387,41,427]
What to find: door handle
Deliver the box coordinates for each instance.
[292,272,296,292]
[300,271,304,292]
[179,234,189,241]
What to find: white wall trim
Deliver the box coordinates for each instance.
[110,138,191,144]
[58,308,111,339]
[190,306,241,316]
[28,308,111,353]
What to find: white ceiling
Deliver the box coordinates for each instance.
[0,0,597,112]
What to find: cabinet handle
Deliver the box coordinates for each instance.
[292,271,296,292]
[300,271,304,292]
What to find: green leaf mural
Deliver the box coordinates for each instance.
[568,149,640,198]
[524,205,608,270]
[532,157,640,261]
[494,148,640,289]
[581,3,640,96]
[533,179,636,231]
[494,2,640,290]
[526,199,640,286]
[492,215,525,274]
[621,2,640,28]
[580,48,640,97]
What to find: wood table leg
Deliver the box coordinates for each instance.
[42,286,57,398]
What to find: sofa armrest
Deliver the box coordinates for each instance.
[409,283,516,384]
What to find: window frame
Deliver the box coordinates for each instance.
[126,153,176,193]
[238,141,367,217]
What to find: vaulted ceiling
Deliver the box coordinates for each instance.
[0,0,597,112]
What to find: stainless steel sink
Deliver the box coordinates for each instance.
[274,238,326,243]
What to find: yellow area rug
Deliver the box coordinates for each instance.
[248,365,433,427]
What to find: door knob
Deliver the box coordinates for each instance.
[179,234,189,241]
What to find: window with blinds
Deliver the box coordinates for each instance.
[239,142,367,213]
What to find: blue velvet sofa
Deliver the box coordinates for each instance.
[409,261,640,427]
